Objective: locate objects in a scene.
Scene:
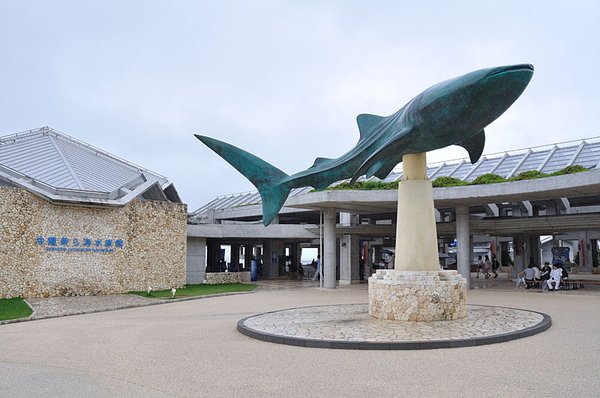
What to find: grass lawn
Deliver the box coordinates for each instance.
[0,298,33,321]
[130,283,256,299]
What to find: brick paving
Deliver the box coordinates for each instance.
[239,303,547,348]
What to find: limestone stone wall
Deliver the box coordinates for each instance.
[205,272,251,284]
[0,187,187,298]
[369,270,467,321]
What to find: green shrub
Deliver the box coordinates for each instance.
[432,177,469,188]
[325,180,398,191]
[470,173,507,185]
[550,164,587,176]
[509,170,547,181]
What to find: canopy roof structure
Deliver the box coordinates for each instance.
[190,137,600,224]
[0,126,181,206]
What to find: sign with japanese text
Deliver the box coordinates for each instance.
[35,235,125,253]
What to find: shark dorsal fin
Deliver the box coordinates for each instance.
[456,129,485,164]
[309,157,333,169]
[356,114,385,141]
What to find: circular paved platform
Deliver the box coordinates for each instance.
[238,304,551,350]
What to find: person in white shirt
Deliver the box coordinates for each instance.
[545,264,563,291]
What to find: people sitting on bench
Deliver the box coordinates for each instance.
[545,264,563,291]
[518,264,535,289]
[560,264,569,285]
[540,262,551,284]
[532,263,542,287]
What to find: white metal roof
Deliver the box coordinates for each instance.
[0,127,181,206]
[190,137,600,221]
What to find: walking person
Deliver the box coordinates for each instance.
[476,255,484,278]
[359,256,365,281]
[491,254,500,278]
[312,255,321,281]
[483,255,492,279]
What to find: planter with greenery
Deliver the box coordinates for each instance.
[130,283,256,299]
[321,164,589,191]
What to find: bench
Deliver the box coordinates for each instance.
[562,279,600,290]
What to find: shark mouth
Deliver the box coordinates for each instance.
[487,64,534,78]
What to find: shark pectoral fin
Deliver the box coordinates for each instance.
[365,159,396,180]
[365,160,384,179]
[372,160,398,180]
[309,157,334,169]
[456,129,485,164]
[356,114,386,142]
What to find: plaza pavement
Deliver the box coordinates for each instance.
[1,277,600,397]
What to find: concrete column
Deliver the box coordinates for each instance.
[350,234,359,282]
[292,243,303,279]
[244,244,253,271]
[186,237,206,284]
[339,234,360,285]
[262,240,278,279]
[528,235,541,267]
[579,232,593,272]
[513,234,527,277]
[230,244,240,272]
[323,208,337,289]
[456,205,471,287]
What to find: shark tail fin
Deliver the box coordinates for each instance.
[195,134,291,226]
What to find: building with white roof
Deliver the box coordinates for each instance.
[0,127,186,299]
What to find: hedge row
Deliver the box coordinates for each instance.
[323,165,588,190]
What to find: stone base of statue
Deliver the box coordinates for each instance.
[368,152,467,321]
[369,270,466,321]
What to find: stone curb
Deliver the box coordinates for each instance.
[237,304,552,350]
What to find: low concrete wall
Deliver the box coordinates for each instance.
[205,272,252,284]
[186,237,206,284]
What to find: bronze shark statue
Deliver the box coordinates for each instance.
[196,64,534,226]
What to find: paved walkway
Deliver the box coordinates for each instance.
[6,272,600,323]
[1,275,600,397]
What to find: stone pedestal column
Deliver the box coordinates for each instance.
[369,153,467,321]
[394,153,439,271]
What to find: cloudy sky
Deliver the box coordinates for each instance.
[1,1,598,210]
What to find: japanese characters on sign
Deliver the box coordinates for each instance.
[35,235,125,253]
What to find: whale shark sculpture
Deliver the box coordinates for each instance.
[196,64,533,226]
